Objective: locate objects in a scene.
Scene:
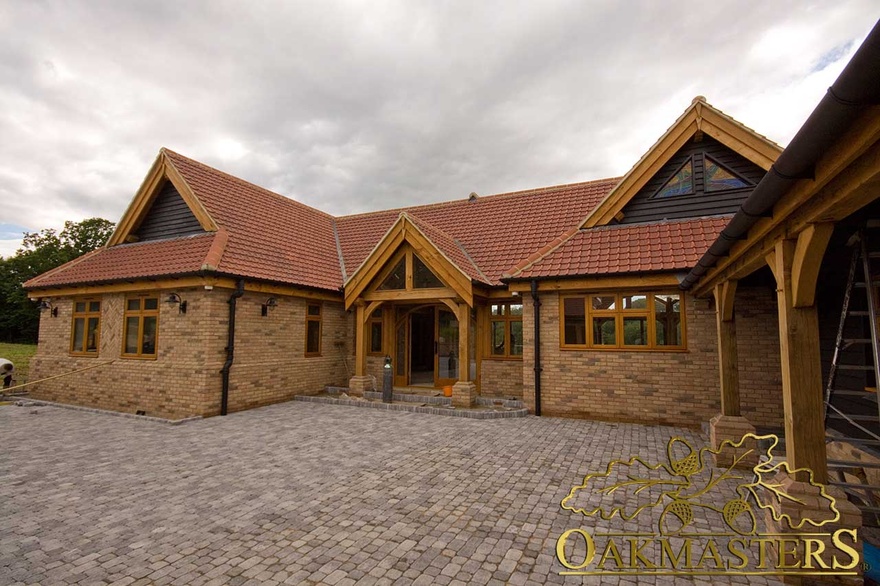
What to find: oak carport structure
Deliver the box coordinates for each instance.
[682,20,880,571]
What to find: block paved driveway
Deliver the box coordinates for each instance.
[0,401,781,585]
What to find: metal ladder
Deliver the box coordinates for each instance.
[824,229,880,525]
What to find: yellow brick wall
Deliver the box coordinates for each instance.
[225,293,350,413]
[29,287,351,419]
[480,360,523,398]
[735,286,784,429]
[521,289,784,429]
[29,288,223,419]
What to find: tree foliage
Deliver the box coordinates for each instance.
[0,218,115,343]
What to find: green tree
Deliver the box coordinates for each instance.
[0,218,115,343]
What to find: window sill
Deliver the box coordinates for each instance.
[482,356,523,362]
[120,354,158,361]
[68,352,100,358]
[304,353,322,358]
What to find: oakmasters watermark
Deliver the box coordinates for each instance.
[554,434,862,578]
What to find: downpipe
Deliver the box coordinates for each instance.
[531,280,542,416]
[220,279,245,416]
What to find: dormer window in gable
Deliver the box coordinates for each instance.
[652,153,752,200]
[653,158,694,199]
[704,155,751,192]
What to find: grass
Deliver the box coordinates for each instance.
[0,342,38,384]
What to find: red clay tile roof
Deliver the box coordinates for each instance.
[337,178,619,285]
[163,150,343,290]
[24,233,219,287]
[26,147,725,292]
[508,216,732,279]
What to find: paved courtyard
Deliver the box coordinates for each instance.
[0,401,782,585]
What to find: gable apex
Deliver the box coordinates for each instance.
[343,212,475,309]
[579,97,783,229]
[106,148,218,247]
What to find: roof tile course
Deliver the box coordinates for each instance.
[512,216,732,278]
[24,234,218,287]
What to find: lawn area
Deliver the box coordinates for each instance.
[0,342,37,383]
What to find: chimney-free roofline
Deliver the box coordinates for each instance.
[680,20,880,292]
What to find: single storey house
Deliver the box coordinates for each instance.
[23,24,880,470]
[22,94,782,428]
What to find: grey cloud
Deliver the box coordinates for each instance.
[0,0,876,250]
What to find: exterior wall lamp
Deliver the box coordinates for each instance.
[38,299,57,317]
[165,292,187,314]
[261,297,278,317]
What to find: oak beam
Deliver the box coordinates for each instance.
[457,302,470,382]
[354,302,366,377]
[792,223,834,308]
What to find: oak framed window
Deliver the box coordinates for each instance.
[368,310,384,355]
[70,299,101,356]
[122,296,159,359]
[305,303,322,356]
[487,301,523,359]
[560,292,685,351]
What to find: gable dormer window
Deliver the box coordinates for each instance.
[654,158,694,199]
[704,155,750,192]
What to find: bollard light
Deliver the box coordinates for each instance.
[382,355,393,403]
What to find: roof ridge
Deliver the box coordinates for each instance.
[502,225,583,279]
[201,229,227,271]
[337,176,622,221]
[331,218,347,281]
[582,214,735,232]
[161,148,336,221]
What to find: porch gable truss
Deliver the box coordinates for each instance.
[343,213,474,309]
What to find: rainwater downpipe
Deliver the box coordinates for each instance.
[531,279,542,416]
[220,279,245,416]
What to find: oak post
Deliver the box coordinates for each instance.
[771,239,828,484]
[714,281,740,417]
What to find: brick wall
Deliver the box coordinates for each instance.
[29,288,223,419]
[29,286,350,419]
[521,288,784,429]
[734,286,784,430]
[225,293,350,413]
[480,360,523,399]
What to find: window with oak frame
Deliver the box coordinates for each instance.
[488,302,523,358]
[305,303,322,356]
[122,296,159,358]
[70,299,101,356]
[561,293,684,350]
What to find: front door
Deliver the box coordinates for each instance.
[392,305,459,387]
[435,308,459,386]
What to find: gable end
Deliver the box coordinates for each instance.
[618,136,766,224]
[132,181,205,241]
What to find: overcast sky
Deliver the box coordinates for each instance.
[0,2,877,258]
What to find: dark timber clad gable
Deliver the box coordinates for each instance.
[132,181,205,241]
[618,136,767,224]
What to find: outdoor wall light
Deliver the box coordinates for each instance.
[165,292,187,314]
[38,299,58,317]
[261,297,278,317]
